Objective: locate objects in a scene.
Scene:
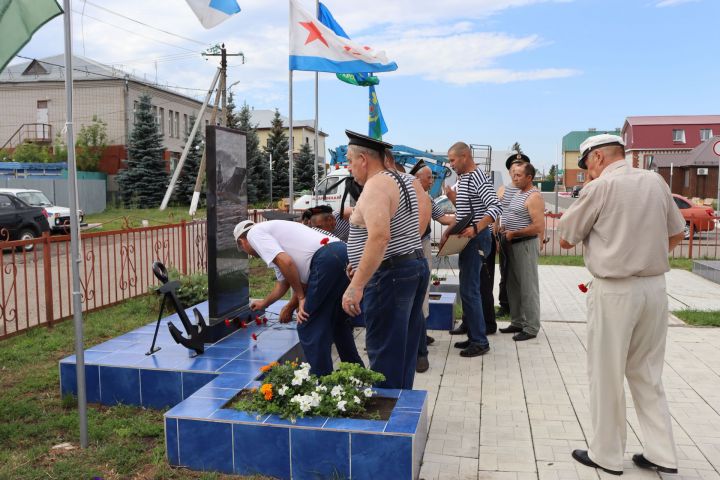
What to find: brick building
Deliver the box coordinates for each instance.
[654,136,720,199]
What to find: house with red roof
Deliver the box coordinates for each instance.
[621,115,720,170]
[653,136,720,199]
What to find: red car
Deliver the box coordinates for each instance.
[672,194,715,238]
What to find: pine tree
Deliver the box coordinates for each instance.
[263,109,289,199]
[294,141,320,192]
[237,103,269,204]
[226,91,240,129]
[117,92,168,208]
[546,165,557,182]
[173,115,203,205]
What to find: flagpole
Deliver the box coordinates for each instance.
[289,69,294,212]
[63,0,88,449]
[313,0,320,206]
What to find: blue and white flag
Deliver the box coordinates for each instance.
[185,0,240,29]
[289,0,397,73]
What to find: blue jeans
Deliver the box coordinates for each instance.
[298,242,364,376]
[362,257,429,389]
[459,229,491,348]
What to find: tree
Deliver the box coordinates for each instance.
[226,91,240,129]
[263,109,289,200]
[511,142,523,154]
[546,165,557,182]
[173,115,203,205]
[117,92,168,208]
[51,133,67,163]
[237,102,268,204]
[76,115,108,171]
[294,141,321,192]
[11,143,52,163]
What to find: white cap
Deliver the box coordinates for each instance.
[578,134,625,169]
[233,220,254,241]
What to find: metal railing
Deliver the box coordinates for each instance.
[1,123,53,150]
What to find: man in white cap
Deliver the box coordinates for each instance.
[558,134,685,475]
[233,219,363,376]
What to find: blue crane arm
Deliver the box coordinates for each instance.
[329,144,451,198]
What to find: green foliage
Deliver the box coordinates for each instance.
[0,148,12,161]
[174,270,208,310]
[546,165,557,182]
[294,141,321,192]
[76,115,108,172]
[52,133,68,163]
[233,361,385,421]
[263,109,289,199]
[11,142,52,163]
[237,102,269,204]
[116,92,168,208]
[173,114,203,205]
[673,309,720,326]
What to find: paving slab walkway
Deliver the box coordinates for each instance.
[345,266,720,479]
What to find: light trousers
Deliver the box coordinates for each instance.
[587,275,678,472]
[506,238,540,335]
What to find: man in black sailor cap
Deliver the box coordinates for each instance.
[341,130,430,389]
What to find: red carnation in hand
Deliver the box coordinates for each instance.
[240,321,248,329]
[320,237,330,246]
[224,319,231,327]
[432,280,440,286]
[262,316,268,324]
[578,283,588,293]
[252,333,258,341]
[255,317,263,326]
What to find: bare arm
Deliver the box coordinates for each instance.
[506,192,545,240]
[273,252,305,300]
[443,184,457,204]
[437,214,455,225]
[251,279,290,310]
[669,232,684,251]
[414,178,431,236]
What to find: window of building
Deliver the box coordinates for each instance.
[184,114,188,137]
[684,169,690,188]
[673,129,686,143]
[577,172,585,183]
[168,110,174,137]
[174,112,180,139]
[701,129,713,141]
[159,108,165,135]
[644,154,654,169]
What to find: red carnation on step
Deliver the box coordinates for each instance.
[262,316,268,324]
[224,319,231,327]
[252,333,258,341]
[255,317,263,326]
[578,283,588,293]
[240,321,248,328]
[320,237,330,246]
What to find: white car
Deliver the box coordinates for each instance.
[0,188,84,233]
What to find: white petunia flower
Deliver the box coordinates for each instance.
[337,400,347,411]
[331,385,344,398]
[316,384,328,392]
[278,385,289,396]
[363,387,374,398]
[354,396,361,404]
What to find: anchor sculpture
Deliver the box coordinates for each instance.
[147,261,211,355]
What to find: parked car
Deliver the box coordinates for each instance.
[0,188,83,233]
[571,185,582,198]
[0,193,51,251]
[672,194,715,239]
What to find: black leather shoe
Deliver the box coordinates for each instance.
[426,335,435,346]
[513,332,537,341]
[486,325,497,335]
[459,343,490,357]
[571,450,622,476]
[416,355,429,373]
[499,325,522,334]
[454,340,470,349]
[449,324,468,335]
[632,454,677,474]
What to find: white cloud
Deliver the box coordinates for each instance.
[654,0,700,6]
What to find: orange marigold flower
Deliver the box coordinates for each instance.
[260,383,273,401]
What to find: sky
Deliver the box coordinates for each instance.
[10,0,720,172]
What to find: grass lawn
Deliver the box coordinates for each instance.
[83,206,207,232]
[673,310,720,327]
[0,271,276,480]
[538,255,693,271]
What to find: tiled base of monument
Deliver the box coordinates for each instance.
[59,300,428,479]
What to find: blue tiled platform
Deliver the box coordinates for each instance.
[351,292,457,331]
[59,299,428,479]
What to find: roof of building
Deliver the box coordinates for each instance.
[0,54,202,103]
[625,115,720,126]
[249,109,328,136]
[654,136,720,168]
[562,129,621,151]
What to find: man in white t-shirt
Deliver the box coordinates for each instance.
[234,219,363,376]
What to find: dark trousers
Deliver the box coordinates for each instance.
[459,230,491,347]
[363,257,429,389]
[459,231,496,334]
[298,242,364,376]
[497,235,510,311]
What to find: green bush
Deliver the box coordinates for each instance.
[148,269,208,311]
[12,142,53,163]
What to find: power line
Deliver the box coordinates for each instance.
[82,0,207,47]
[71,10,198,53]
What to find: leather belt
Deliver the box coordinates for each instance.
[378,249,424,270]
[510,235,537,244]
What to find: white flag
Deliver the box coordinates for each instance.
[185,0,240,29]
